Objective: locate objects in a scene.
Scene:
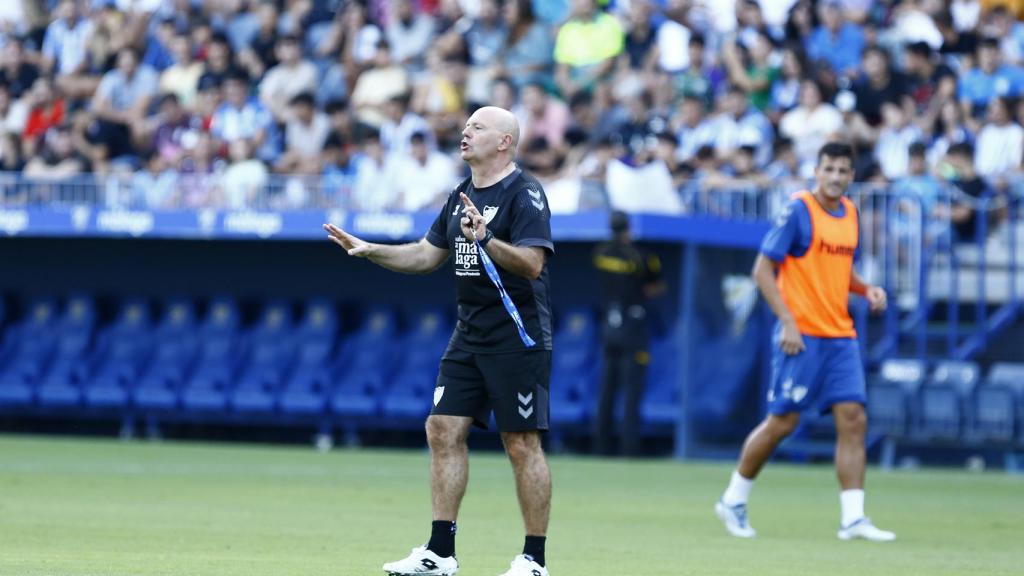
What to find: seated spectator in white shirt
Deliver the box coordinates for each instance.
[779,78,843,175]
[389,131,459,212]
[258,34,318,123]
[875,102,923,180]
[276,92,331,174]
[975,96,1024,180]
[221,138,269,210]
[351,40,410,126]
[385,0,435,72]
[350,129,397,212]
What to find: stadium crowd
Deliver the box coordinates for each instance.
[0,0,1023,220]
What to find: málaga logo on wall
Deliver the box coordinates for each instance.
[483,205,499,224]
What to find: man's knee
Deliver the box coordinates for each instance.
[502,431,542,462]
[766,413,801,439]
[426,416,468,451]
[834,404,867,438]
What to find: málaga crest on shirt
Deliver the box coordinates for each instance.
[483,205,499,224]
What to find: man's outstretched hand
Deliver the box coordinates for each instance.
[324,223,373,257]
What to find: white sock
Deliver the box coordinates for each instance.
[722,470,754,506]
[840,489,865,527]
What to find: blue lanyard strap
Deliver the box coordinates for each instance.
[474,234,536,348]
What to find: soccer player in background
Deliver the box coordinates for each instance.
[324,106,554,576]
[715,142,897,542]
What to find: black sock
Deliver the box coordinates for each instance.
[523,535,546,567]
[426,521,456,558]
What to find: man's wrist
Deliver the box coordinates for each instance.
[478,229,494,247]
[852,283,869,297]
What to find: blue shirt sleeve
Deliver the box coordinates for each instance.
[760,199,811,262]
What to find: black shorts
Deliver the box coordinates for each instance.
[431,347,551,432]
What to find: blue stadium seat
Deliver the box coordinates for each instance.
[83,300,153,409]
[640,336,680,427]
[973,363,1024,445]
[134,300,198,411]
[181,298,242,413]
[280,300,339,416]
[381,308,450,421]
[36,295,96,408]
[230,302,295,414]
[549,307,598,427]
[915,361,980,442]
[0,299,60,406]
[867,359,926,438]
[332,307,398,419]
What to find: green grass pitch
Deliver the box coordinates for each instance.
[0,435,1021,575]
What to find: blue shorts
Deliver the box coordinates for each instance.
[767,326,866,415]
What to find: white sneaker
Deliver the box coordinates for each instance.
[837,517,896,542]
[382,546,458,575]
[715,500,756,538]
[497,554,548,576]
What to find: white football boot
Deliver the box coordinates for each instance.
[497,554,548,576]
[382,545,458,575]
[837,517,896,542]
[715,500,756,538]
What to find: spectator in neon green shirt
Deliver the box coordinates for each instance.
[554,0,624,98]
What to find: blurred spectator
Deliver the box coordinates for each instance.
[892,141,946,243]
[380,92,433,159]
[672,94,715,163]
[211,70,275,161]
[23,124,89,179]
[722,30,778,111]
[890,0,943,49]
[350,129,393,211]
[710,86,774,167]
[985,6,1024,65]
[929,100,974,167]
[852,46,912,127]
[875,102,923,180]
[276,92,330,174]
[769,47,807,115]
[654,0,691,75]
[974,96,1024,179]
[258,34,318,122]
[779,78,842,174]
[137,93,192,167]
[160,31,203,109]
[386,0,435,71]
[389,130,458,211]
[462,0,507,68]
[554,0,624,98]
[89,47,159,164]
[674,35,728,110]
[236,1,280,80]
[938,141,989,243]
[132,151,178,208]
[197,33,238,91]
[804,0,863,77]
[0,37,40,99]
[903,41,957,118]
[0,82,26,138]
[43,0,97,100]
[617,0,656,74]
[764,137,800,180]
[221,138,268,210]
[958,37,1024,122]
[319,133,356,207]
[351,40,409,125]
[518,82,570,150]
[497,0,552,87]
[143,16,177,72]
[0,131,23,173]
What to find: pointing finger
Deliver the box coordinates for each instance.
[460,193,478,212]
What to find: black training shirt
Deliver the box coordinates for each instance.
[426,167,554,353]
